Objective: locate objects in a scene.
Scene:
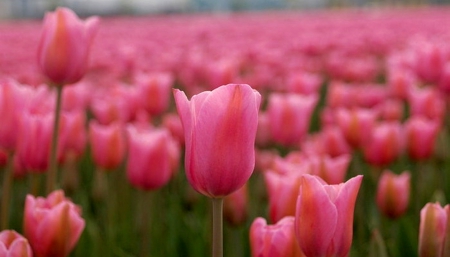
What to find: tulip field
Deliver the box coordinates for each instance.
[2,6,450,257]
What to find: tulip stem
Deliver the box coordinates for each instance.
[46,86,63,194]
[212,197,223,257]
[1,154,13,230]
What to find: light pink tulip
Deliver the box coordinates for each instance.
[376,170,410,219]
[126,126,179,191]
[24,190,85,257]
[174,84,261,197]
[0,230,33,257]
[306,154,351,185]
[37,7,99,85]
[301,126,352,158]
[267,93,318,147]
[295,174,363,257]
[404,117,440,161]
[250,217,305,257]
[419,203,448,257]
[89,120,126,171]
[408,87,445,124]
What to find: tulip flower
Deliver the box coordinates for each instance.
[404,116,440,161]
[135,72,173,116]
[267,93,318,147]
[335,107,378,149]
[376,170,410,219]
[174,83,261,257]
[418,203,448,257]
[126,126,180,191]
[250,217,305,257]
[89,120,126,171]
[37,7,99,85]
[0,230,33,257]
[173,83,261,197]
[24,190,85,257]
[295,174,363,257]
[408,87,445,124]
[362,122,403,167]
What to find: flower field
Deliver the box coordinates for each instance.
[1,6,450,257]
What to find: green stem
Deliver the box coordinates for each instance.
[139,190,152,257]
[46,86,63,194]
[212,197,223,257]
[1,154,14,230]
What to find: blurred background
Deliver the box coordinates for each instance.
[1,0,450,19]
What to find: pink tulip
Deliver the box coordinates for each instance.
[135,72,173,116]
[224,184,248,226]
[250,217,304,257]
[376,170,410,219]
[301,126,352,158]
[174,84,261,197]
[24,190,85,257]
[0,230,33,257]
[16,113,55,173]
[126,126,179,191]
[59,110,87,161]
[335,107,378,149]
[267,93,318,147]
[404,117,440,161]
[264,171,304,223]
[419,203,448,257]
[162,113,185,146]
[375,99,404,122]
[37,7,99,85]
[408,87,445,124]
[285,72,322,95]
[295,174,363,257]
[306,154,351,185]
[362,122,403,167]
[89,120,126,171]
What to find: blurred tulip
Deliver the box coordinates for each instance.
[162,113,185,146]
[408,87,445,124]
[59,111,87,161]
[413,41,446,84]
[250,217,304,257]
[295,174,363,257]
[16,112,55,173]
[174,84,261,197]
[224,184,248,226]
[335,107,378,149]
[419,203,448,257]
[126,126,179,191]
[387,68,417,100]
[37,7,99,85]
[306,154,351,185]
[285,72,322,95]
[375,99,404,121]
[255,111,272,148]
[0,230,33,257]
[404,117,440,161]
[363,122,403,167]
[264,171,304,223]
[135,72,173,116]
[24,190,85,257]
[301,126,352,158]
[376,170,410,219]
[267,93,318,147]
[0,79,25,152]
[89,121,126,171]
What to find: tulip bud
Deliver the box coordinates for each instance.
[376,170,410,219]
[419,203,448,257]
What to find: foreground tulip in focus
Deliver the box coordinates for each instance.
[295,174,363,257]
[23,190,85,257]
[174,83,261,257]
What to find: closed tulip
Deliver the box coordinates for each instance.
[295,174,363,257]
[250,217,304,257]
[0,230,33,257]
[126,126,179,191]
[376,170,410,219]
[173,84,261,198]
[419,203,449,257]
[362,122,403,167]
[89,120,126,171]
[37,7,99,85]
[24,190,85,257]
[405,117,440,161]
